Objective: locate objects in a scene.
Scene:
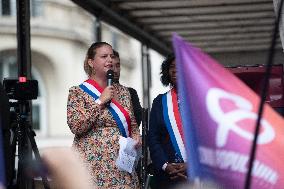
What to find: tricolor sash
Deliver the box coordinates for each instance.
[79,79,131,137]
[162,89,187,162]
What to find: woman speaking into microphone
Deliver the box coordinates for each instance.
[67,42,141,188]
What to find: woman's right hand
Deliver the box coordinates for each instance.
[99,86,115,105]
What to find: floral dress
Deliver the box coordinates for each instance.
[67,82,140,189]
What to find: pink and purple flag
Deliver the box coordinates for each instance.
[173,34,284,188]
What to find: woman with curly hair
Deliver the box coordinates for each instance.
[148,54,187,189]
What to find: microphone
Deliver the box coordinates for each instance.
[106,70,114,87]
[106,70,114,106]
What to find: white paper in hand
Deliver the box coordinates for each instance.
[116,151,136,173]
[116,137,139,173]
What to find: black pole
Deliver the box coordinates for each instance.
[26,124,50,189]
[141,44,151,189]
[244,0,284,188]
[94,16,102,42]
[16,1,32,189]
[14,101,38,189]
[141,44,151,110]
[15,1,50,189]
[141,108,149,189]
[17,0,31,79]
[17,103,32,189]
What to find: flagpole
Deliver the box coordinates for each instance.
[244,1,284,189]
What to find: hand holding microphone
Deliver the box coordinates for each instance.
[107,69,114,87]
[105,70,114,106]
[96,70,114,107]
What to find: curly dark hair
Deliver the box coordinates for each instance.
[160,53,175,86]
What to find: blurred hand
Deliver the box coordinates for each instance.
[41,147,93,189]
[134,136,142,149]
[165,163,179,177]
[175,163,187,173]
[174,163,187,180]
[166,163,187,180]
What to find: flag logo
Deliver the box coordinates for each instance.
[206,87,275,148]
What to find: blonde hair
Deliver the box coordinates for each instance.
[83,42,112,76]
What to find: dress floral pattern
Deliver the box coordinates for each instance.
[67,82,140,189]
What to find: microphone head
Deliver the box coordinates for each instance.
[106,70,114,79]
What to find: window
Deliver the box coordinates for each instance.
[0,0,42,17]
[1,0,11,16]
[30,0,42,17]
[111,31,118,50]
[0,53,47,135]
[31,66,47,136]
[0,0,15,16]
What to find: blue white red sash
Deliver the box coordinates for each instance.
[162,89,187,161]
[79,79,131,137]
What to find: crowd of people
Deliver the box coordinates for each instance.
[0,41,190,189]
[65,42,188,188]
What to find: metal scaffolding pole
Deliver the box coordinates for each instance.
[141,44,151,110]
[94,17,102,42]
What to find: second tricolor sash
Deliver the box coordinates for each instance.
[162,89,187,162]
[79,79,131,137]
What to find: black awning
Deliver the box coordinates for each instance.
[71,0,280,55]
